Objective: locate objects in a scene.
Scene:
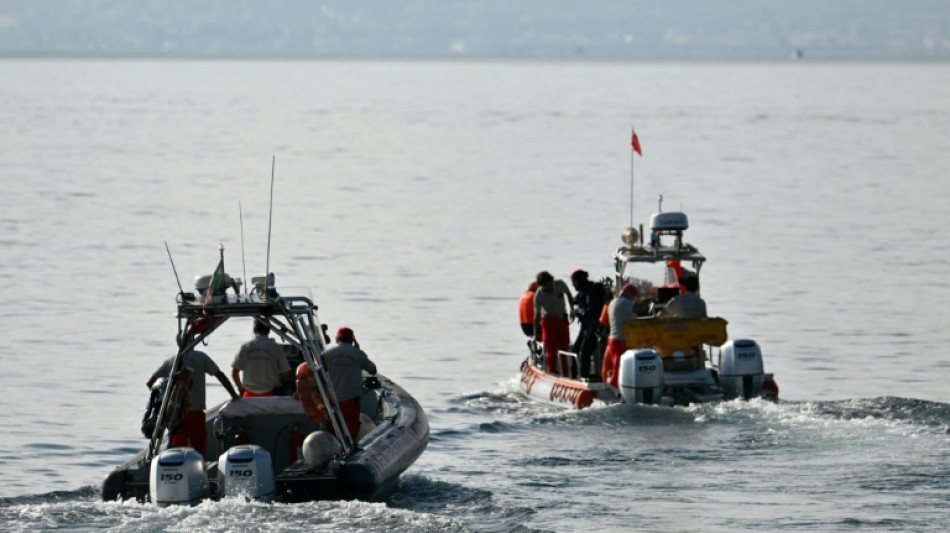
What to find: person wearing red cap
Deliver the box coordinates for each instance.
[601,284,639,387]
[322,327,377,443]
[533,271,575,376]
[518,282,539,337]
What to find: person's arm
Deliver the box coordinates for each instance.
[557,279,575,311]
[280,370,292,388]
[215,371,240,400]
[232,368,244,396]
[146,360,171,389]
[362,353,377,375]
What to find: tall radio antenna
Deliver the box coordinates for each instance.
[239,201,247,296]
[164,241,184,296]
[265,156,275,281]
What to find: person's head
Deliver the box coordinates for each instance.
[528,282,539,292]
[536,271,554,291]
[570,269,589,289]
[253,321,270,336]
[680,276,700,293]
[620,284,639,300]
[336,326,355,344]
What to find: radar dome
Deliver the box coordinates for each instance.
[621,227,639,248]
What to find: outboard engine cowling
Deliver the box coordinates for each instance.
[150,447,208,506]
[217,444,275,501]
[619,350,664,405]
[719,339,765,400]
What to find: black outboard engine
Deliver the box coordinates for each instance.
[719,339,764,400]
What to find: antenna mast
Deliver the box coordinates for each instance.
[265,156,275,281]
[239,201,247,297]
[164,241,185,296]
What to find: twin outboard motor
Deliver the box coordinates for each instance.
[619,350,664,405]
[719,339,764,400]
[217,444,275,501]
[149,447,209,506]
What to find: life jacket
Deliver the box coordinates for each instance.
[665,260,687,294]
[295,362,327,423]
[518,290,535,325]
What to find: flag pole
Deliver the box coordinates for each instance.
[629,127,642,227]
[630,129,635,228]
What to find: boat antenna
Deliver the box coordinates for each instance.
[239,201,247,297]
[630,126,642,227]
[164,241,185,296]
[265,156,275,281]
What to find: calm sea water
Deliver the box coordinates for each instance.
[1,59,949,532]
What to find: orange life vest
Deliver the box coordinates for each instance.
[295,363,327,422]
[519,290,535,324]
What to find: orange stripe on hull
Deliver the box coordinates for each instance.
[521,362,596,410]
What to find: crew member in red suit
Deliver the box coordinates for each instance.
[532,271,574,376]
[601,284,639,387]
[323,327,377,443]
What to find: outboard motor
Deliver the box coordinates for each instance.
[619,350,664,405]
[217,444,275,501]
[719,339,765,400]
[149,447,208,506]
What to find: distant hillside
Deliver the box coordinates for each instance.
[1,0,948,60]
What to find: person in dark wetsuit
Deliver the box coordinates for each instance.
[570,269,607,381]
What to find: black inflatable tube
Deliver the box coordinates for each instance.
[342,377,429,492]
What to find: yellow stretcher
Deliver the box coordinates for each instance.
[623,317,729,357]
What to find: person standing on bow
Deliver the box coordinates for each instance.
[231,321,292,398]
[601,284,639,388]
[323,327,377,442]
[518,282,539,337]
[147,334,240,455]
[533,271,575,376]
[570,269,608,381]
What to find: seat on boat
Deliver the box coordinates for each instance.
[623,317,729,357]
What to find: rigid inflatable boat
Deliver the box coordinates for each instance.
[102,248,428,504]
[519,199,778,409]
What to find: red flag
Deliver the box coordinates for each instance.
[631,130,642,156]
